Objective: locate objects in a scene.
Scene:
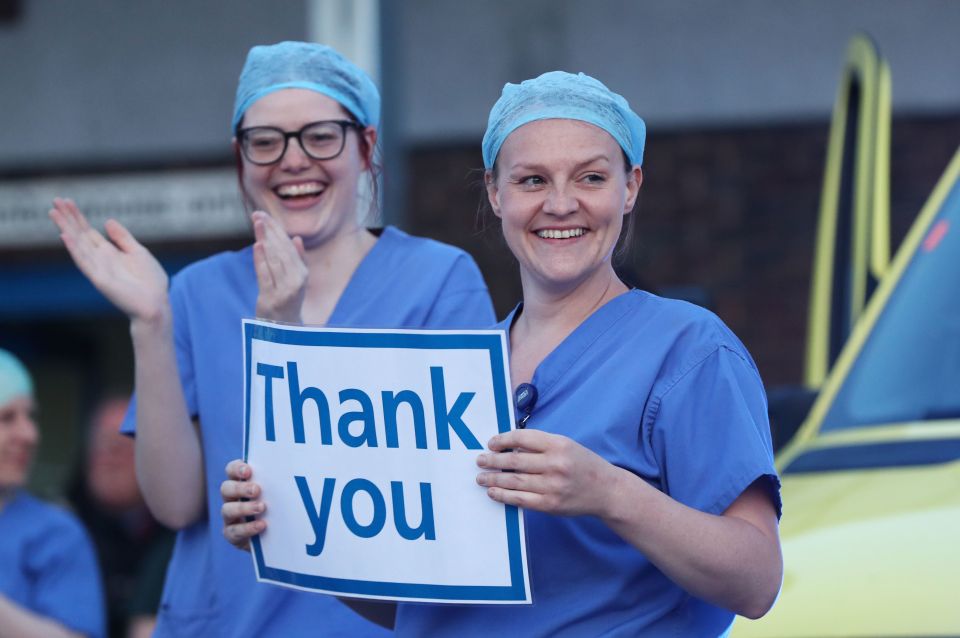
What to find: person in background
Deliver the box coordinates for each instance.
[223,70,783,636]
[0,348,106,638]
[51,41,494,637]
[68,396,174,638]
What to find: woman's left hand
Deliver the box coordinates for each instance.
[251,210,308,324]
[476,429,617,517]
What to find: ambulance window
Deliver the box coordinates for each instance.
[821,180,960,431]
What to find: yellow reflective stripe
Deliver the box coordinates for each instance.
[804,64,846,388]
[871,60,892,281]
[849,36,879,329]
[804,34,891,389]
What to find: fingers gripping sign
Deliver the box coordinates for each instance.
[221,459,268,552]
[476,429,618,517]
[251,211,308,323]
[48,197,170,322]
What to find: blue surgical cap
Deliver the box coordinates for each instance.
[232,41,381,131]
[0,349,32,407]
[482,71,646,170]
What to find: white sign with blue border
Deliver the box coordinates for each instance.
[242,319,531,604]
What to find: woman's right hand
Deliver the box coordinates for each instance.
[221,459,267,552]
[251,210,308,324]
[49,198,170,323]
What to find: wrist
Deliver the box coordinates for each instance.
[255,300,303,325]
[130,301,173,339]
[597,464,646,527]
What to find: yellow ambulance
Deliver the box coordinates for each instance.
[735,36,960,637]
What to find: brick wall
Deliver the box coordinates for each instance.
[404,114,960,386]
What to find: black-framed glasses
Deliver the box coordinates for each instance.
[236,119,362,165]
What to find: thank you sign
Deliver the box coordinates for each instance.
[242,320,530,604]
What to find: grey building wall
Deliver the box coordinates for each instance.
[0,0,308,172]
[391,0,960,142]
[4,1,958,174]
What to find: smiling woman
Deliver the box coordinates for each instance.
[397,69,784,638]
[485,117,641,298]
[235,90,378,262]
[50,41,494,638]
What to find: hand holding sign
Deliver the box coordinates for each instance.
[221,460,267,551]
[477,429,620,517]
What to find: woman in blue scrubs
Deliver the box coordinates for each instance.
[50,42,494,638]
[222,71,782,636]
[0,349,106,638]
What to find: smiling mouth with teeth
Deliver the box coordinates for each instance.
[536,228,586,239]
[275,183,324,199]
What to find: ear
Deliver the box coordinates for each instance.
[232,138,256,211]
[361,126,378,169]
[623,166,643,215]
[484,170,502,218]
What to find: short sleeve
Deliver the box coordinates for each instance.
[647,345,781,519]
[423,253,496,329]
[120,273,199,435]
[27,514,106,637]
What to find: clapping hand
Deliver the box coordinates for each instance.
[49,197,169,322]
[251,210,308,324]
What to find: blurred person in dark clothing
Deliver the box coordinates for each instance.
[68,397,174,638]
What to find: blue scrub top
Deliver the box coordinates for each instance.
[396,289,781,637]
[123,226,495,637]
[0,491,106,638]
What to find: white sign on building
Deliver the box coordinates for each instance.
[0,168,247,248]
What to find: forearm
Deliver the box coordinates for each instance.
[0,595,85,638]
[130,311,206,529]
[479,430,782,617]
[601,468,782,618]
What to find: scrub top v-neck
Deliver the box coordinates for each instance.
[396,289,779,637]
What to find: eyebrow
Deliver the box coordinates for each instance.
[508,154,612,172]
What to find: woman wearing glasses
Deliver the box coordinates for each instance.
[51,41,494,637]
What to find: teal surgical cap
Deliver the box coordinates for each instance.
[482,71,646,170]
[232,41,381,131]
[0,349,32,407]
